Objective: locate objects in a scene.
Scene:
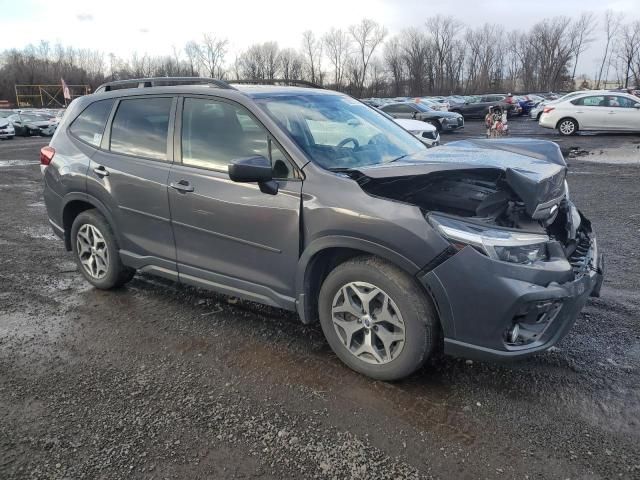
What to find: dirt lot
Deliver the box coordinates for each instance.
[1,120,639,479]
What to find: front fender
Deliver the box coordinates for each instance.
[294,235,422,324]
[295,235,420,296]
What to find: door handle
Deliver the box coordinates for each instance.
[93,165,109,177]
[170,180,194,193]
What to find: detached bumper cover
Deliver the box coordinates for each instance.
[420,237,603,361]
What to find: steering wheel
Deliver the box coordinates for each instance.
[337,137,360,149]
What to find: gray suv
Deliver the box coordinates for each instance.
[42,77,604,380]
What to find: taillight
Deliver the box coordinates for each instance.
[40,146,55,166]
[543,107,555,114]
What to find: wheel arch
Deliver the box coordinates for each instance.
[61,194,118,251]
[295,236,420,325]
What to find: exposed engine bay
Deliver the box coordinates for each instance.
[353,168,592,273]
[356,169,549,232]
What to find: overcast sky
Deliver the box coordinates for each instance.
[2,0,639,77]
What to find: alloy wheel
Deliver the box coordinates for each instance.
[331,281,406,365]
[76,224,109,279]
[559,120,575,135]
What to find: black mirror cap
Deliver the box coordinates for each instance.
[228,155,273,183]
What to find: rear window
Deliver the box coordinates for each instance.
[69,99,114,147]
[110,97,172,160]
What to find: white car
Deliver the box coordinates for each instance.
[393,118,440,147]
[539,92,640,135]
[0,117,15,139]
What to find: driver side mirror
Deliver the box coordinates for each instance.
[411,111,417,119]
[228,155,278,195]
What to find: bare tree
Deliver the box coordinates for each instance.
[383,37,404,96]
[348,19,387,96]
[280,48,303,81]
[464,24,503,93]
[400,28,430,95]
[617,21,640,88]
[301,30,322,84]
[198,34,228,78]
[425,16,463,93]
[596,10,622,88]
[184,41,200,76]
[569,12,597,82]
[323,28,351,88]
[262,42,281,80]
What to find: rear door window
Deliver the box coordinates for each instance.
[69,99,114,147]
[572,96,605,107]
[110,97,172,160]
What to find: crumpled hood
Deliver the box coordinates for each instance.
[355,138,567,219]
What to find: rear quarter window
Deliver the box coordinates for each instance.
[69,99,115,147]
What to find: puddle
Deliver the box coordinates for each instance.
[20,226,57,241]
[0,160,39,167]
[41,272,94,307]
[0,311,65,342]
[229,340,477,445]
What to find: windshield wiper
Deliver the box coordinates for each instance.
[389,154,410,163]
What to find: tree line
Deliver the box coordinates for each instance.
[1,11,639,106]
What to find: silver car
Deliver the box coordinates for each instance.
[539,92,640,135]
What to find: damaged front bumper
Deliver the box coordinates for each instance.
[420,234,604,361]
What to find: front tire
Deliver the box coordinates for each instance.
[318,256,439,381]
[558,118,578,136]
[427,120,442,132]
[71,210,135,289]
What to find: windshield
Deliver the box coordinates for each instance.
[22,114,50,122]
[413,103,432,112]
[256,94,425,170]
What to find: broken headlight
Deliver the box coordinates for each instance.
[428,214,549,265]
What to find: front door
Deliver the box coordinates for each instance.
[607,95,640,131]
[87,96,177,270]
[168,96,302,305]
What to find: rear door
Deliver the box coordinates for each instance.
[87,96,177,271]
[167,96,302,303]
[570,95,607,129]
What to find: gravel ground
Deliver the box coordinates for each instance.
[1,128,639,479]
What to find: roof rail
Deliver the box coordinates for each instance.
[94,77,234,93]
[229,79,323,89]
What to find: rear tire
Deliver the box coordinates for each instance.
[318,256,439,381]
[557,118,578,136]
[71,210,135,289]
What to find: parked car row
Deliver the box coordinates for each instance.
[0,108,65,138]
[362,93,565,120]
